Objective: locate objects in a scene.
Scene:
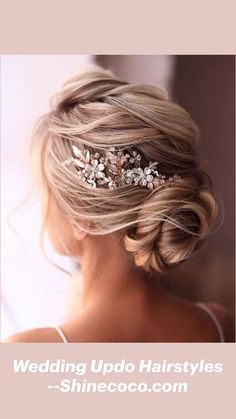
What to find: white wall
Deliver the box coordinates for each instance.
[1,55,92,339]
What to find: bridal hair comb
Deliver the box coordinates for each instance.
[62,145,181,190]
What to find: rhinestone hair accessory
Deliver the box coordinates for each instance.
[62,145,181,190]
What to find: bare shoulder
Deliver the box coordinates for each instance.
[3,327,64,343]
[202,302,235,342]
[163,292,235,342]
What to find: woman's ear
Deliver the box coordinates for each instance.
[72,221,90,242]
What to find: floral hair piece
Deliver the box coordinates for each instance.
[62,145,181,190]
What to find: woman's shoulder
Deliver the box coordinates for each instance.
[180,299,234,342]
[2,300,234,343]
[197,302,235,342]
[161,291,234,342]
[3,327,65,343]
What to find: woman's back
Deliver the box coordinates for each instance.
[5,286,234,343]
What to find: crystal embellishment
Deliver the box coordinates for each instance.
[62,145,181,190]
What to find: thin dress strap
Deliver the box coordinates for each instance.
[52,326,69,343]
[196,302,225,342]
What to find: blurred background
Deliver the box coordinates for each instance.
[1,55,235,340]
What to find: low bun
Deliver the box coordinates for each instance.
[124,173,218,272]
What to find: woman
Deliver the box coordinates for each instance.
[5,65,234,343]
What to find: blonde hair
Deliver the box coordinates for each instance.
[30,65,218,273]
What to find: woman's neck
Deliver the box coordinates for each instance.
[76,233,159,311]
